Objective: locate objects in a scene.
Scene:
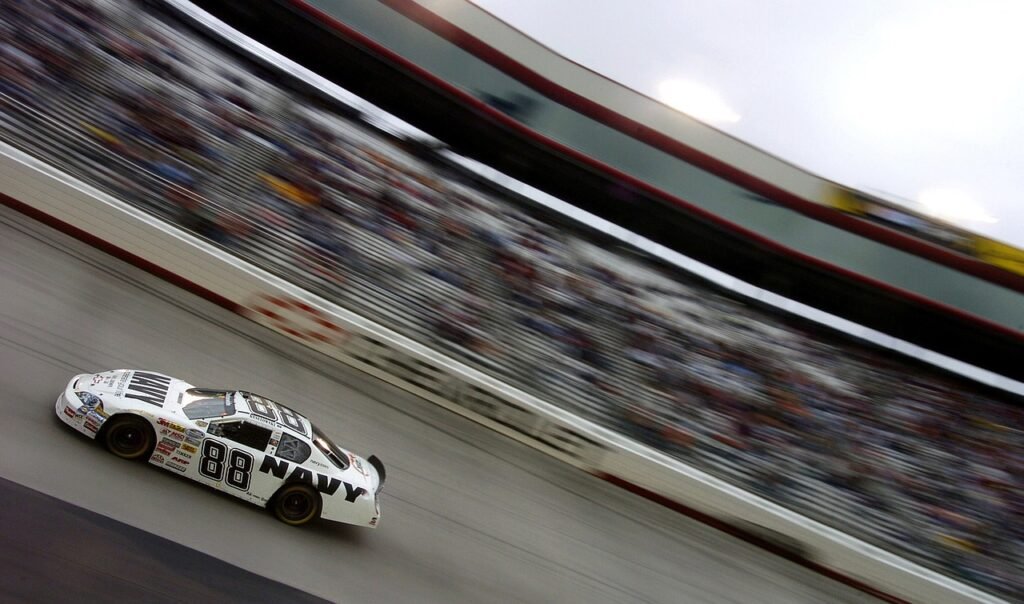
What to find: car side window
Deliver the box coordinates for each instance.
[275,432,311,464]
[209,420,272,451]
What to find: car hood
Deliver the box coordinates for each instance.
[81,370,188,410]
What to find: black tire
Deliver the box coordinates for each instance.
[102,415,155,460]
[271,483,322,526]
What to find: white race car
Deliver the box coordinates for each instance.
[56,370,384,527]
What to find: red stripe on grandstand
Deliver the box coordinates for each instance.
[0,194,240,314]
[286,0,1024,344]
[597,473,912,604]
[371,0,1024,297]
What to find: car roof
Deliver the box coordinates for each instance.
[233,391,313,440]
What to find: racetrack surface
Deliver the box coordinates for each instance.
[0,206,879,603]
[0,476,329,604]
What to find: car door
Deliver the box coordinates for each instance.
[244,429,318,504]
[196,419,274,504]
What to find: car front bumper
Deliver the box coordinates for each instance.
[55,374,97,438]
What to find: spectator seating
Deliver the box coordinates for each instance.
[1,0,1021,597]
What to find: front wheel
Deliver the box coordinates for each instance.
[271,483,322,526]
[102,415,155,460]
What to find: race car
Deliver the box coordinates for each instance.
[55,369,384,527]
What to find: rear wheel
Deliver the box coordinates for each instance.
[271,483,322,526]
[102,415,155,460]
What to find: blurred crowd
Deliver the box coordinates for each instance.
[1,0,1022,598]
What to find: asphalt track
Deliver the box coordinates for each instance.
[0,476,330,604]
[0,205,879,603]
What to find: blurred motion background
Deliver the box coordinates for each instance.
[1,0,1021,600]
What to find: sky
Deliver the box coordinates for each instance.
[470,0,1024,248]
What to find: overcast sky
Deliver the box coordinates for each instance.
[471,0,1024,248]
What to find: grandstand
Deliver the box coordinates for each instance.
[1,0,1021,599]
[192,0,1024,383]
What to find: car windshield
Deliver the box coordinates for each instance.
[311,426,349,470]
[181,388,235,419]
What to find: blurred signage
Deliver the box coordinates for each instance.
[972,236,1024,277]
[828,185,1024,278]
[826,186,974,252]
[244,294,608,466]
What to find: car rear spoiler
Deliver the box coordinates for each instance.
[367,455,386,494]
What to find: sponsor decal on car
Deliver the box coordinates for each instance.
[248,414,274,426]
[62,406,77,419]
[156,436,180,456]
[171,455,191,466]
[114,371,131,397]
[195,420,208,428]
[158,418,186,433]
[124,372,172,407]
[258,457,366,502]
[180,443,197,454]
[184,428,204,447]
[151,453,165,464]
[83,415,104,433]
[166,462,187,472]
